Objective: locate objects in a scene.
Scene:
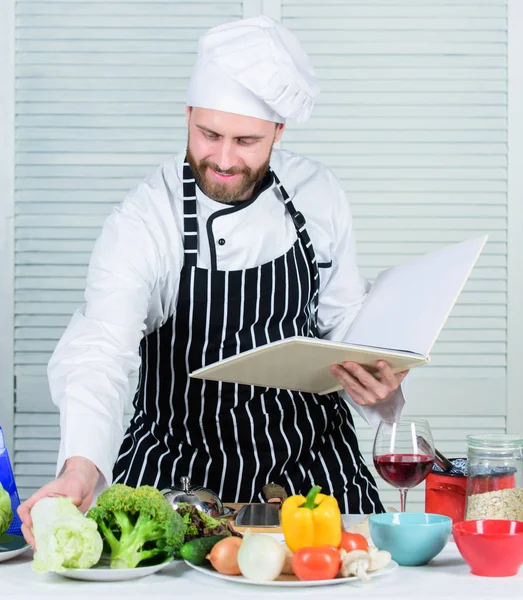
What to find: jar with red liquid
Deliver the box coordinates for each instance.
[424,451,521,524]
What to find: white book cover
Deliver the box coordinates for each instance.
[190,235,488,394]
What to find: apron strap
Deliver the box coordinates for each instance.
[270,168,320,315]
[182,161,198,267]
[180,161,320,315]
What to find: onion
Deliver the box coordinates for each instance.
[207,537,242,575]
[237,531,286,581]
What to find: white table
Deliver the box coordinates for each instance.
[2,517,522,600]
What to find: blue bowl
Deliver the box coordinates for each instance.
[369,512,452,566]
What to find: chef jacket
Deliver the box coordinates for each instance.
[48,148,405,493]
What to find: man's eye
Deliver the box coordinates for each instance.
[204,132,218,140]
[237,138,255,146]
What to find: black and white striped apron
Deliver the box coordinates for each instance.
[113,161,383,514]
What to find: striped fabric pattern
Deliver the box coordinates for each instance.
[112,163,381,513]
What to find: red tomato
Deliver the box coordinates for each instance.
[338,531,369,553]
[292,545,341,581]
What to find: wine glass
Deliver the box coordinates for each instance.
[372,419,435,512]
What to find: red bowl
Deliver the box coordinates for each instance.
[453,520,523,577]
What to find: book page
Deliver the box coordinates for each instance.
[344,235,488,356]
[191,337,428,395]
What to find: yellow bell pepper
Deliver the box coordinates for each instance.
[281,485,342,552]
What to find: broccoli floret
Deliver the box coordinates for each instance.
[87,484,186,569]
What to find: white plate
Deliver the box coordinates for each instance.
[59,556,174,582]
[185,559,398,587]
[0,534,30,563]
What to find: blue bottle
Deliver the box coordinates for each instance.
[0,426,23,536]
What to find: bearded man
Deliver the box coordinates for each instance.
[18,15,408,547]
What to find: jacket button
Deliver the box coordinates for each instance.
[218,238,226,246]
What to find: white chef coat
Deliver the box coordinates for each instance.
[48,149,405,492]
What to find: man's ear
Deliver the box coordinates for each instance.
[274,123,285,143]
[185,106,192,127]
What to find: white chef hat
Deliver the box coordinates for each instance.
[186,15,320,123]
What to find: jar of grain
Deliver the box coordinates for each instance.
[465,434,523,521]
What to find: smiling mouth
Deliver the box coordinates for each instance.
[209,169,242,181]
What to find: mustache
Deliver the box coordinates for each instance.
[201,161,250,176]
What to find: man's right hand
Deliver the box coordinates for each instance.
[17,456,100,549]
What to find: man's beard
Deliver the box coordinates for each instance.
[186,144,272,204]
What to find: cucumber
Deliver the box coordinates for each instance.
[180,535,227,565]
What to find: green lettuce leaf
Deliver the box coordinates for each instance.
[0,483,13,536]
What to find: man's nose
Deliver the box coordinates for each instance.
[215,140,237,172]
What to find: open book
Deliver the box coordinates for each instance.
[190,235,488,395]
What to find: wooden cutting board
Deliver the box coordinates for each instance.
[227,503,283,534]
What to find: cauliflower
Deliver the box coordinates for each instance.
[31,497,103,573]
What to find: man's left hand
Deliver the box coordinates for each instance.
[330,361,409,406]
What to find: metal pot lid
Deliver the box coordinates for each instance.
[161,476,224,518]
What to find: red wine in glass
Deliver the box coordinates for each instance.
[372,419,435,511]
[374,453,434,488]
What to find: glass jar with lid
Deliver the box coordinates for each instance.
[465,434,523,521]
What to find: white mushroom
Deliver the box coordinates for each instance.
[367,546,392,572]
[339,549,371,582]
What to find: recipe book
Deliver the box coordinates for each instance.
[190,235,488,395]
